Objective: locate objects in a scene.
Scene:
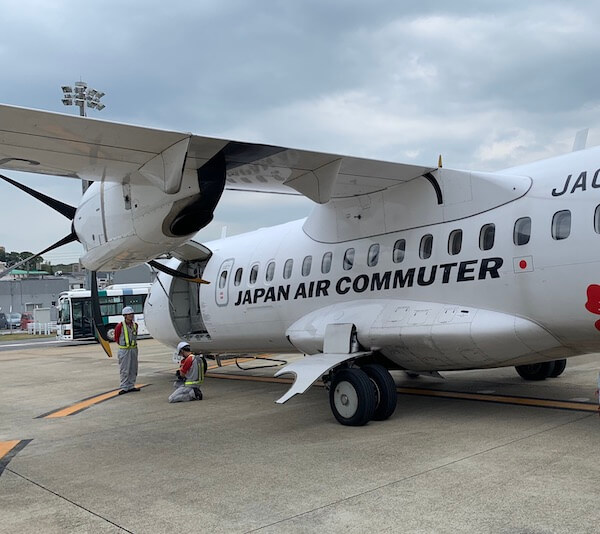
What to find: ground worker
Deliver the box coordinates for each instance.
[114,306,140,395]
[168,341,207,403]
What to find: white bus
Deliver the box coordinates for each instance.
[57,283,151,341]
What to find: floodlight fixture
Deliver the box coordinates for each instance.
[60,80,106,117]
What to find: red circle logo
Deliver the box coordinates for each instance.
[519,260,527,269]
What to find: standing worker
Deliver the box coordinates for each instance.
[114,306,140,395]
[168,341,207,403]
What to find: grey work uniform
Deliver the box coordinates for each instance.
[168,355,206,403]
[118,321,138,391]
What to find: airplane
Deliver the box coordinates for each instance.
[1,103,599,426]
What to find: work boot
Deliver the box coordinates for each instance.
[194,388,203,400]
[118,389,128,395]
[130,387,141,392]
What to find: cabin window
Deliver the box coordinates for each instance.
[283,259,293,279]
[448,229,462,256]
[419,234,433,259]
[595,205,600,234]
[513,217,531,245]
[393,239,406,263]
[343,248,355,270]
[218,270,228,289]
[266,261,275,282]
[249,264,259,285]
[367,244,380,267]
[302,255,312,276]
[234,267,243,286]
[551,210,571,240]
[321,252,332,274]
[479,224,495,251]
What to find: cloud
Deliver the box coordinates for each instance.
[2,1,600,261]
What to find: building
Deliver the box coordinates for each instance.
[0,263,153,315]
[0,277,69,315]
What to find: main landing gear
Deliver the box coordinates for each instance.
[328,364,398,426]
[515,359,567,380]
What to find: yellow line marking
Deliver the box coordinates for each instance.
[397,387,599,412]
[203,373,597,412]
[44,384,147,418]
[0,440,20,459]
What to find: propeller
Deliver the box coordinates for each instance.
[147,260,210,284]
[0,232,78,279]
[1,172,211,359]
[0,172,113,357]
[90,270,113,358]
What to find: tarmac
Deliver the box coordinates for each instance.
[1,338,600,533]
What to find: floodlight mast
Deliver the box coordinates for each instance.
[61,81,106,117]
[60,81,106,198]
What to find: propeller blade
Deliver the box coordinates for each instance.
[148,260,211,284]
[90,271,113,358]
[0,232,78,278]
[0,172,77,220]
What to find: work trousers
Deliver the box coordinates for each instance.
[118,347,139,391]
[168,385,201,403]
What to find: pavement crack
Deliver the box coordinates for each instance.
[245,413,593,533]
[6,467,134,533]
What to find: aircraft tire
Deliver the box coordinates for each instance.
[329,368,376,426]
[549,359,567,377]
[515,361,556,381]
[361,364,397,421]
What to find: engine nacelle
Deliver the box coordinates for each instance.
[74,159,225,271]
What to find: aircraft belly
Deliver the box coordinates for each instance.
[202,305,292,352]
[286,299,564,372]
[376,310,563,371]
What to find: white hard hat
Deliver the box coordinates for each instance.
[122,306,135,315]
[177,341,191,353]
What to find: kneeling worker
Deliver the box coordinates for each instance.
[168,342,208,403]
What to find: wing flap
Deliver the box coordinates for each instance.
[0,103,435,200]
[0,104,189,182]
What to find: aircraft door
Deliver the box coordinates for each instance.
[216,259,234,306]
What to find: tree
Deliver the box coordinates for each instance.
[4,250,45,271]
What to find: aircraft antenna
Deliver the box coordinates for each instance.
[438,154,443,168]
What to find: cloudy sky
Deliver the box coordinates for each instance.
[1,0,600,264]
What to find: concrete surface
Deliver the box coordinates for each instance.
[1,339,600,533]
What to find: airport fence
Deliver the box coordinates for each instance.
[27,322,58,335]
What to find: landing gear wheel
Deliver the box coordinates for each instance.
[329,368,376,426]
[515,361,556,381]
[549,359,567,377]
[361,364,397,421]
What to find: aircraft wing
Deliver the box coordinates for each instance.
[0,104,435,202]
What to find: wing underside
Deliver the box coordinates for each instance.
[0,104,435,202]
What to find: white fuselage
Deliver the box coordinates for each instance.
[145,146,600,372]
